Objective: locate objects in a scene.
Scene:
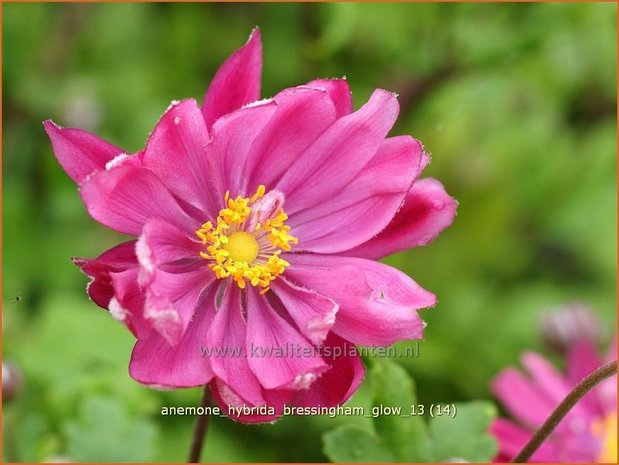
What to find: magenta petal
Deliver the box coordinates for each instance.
[73,241,138,309]
[521,352,589,420]
[567,341,607,416]
[290,136,421,253]
[272,278,338,345]
[492,367,557,428]
[599,339,618,412]
[73,242,151,339]
[205,286,266,406]
[79,163,198,236]
[244,87,337,193]
[142,267,214,344]
[245,287,328,390]
[287,254,435,346]
[305,78,353,118]
[206,100,277,200]
[43,120,123,184]
[347,177,457,260]
[567,340,603,385]
[210,379,293,424]
[108,268,151,339]
[129,285,217,388]
[277,89,400,215]
[201,28,262,130]
[491,418,560,462]
[293,333,364,408]
[419,152,431,172]
[142,291,183,345]
[142,99,220,219]
[135,218,203,276]
[135,218,212,343]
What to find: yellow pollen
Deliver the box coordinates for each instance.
[195,185,298,292]
[593,413,617,463]
[222,231,259,263]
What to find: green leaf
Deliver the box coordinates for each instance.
[427,400,498,462]
[369,359,430,461]
[65,396,157,462]
[323,361,497,463]
[323,425,395,462]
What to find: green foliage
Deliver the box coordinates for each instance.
[323,360,497,462]
[65,397,158,462]
[323,426,395,462]
[369,359,430,461]
[3,2,615,462]
[427,402,497,462]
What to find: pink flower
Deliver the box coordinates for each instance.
[44,29,456,423]
[491,340,617,462]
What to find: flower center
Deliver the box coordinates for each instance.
[222,231,259,263]
[593,413,617,462]
[195,185,298,293]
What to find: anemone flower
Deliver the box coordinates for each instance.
[491,339,617,462]
[45,28,457,422]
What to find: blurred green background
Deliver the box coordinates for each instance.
[2,2,616,462]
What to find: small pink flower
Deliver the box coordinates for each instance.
[491,340,617,462]
[45,29,456,423]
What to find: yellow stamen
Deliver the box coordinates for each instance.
[195,185,297,290]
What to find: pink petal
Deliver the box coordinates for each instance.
[567,341,608,416]
[43,120,123,184]
[492,367,558,428]
[205,286,266,406]
[142,100,220,220]
[599,338,618,411]
[419,152,431,172]
[205,100,277,200]
[135,218,213,344]
[567,340,603,384]
[521,352,589,421]
[293,333,364,408]
[245,287,328,390]
[73,241,138,309]
[201,28,262,130]
[73,243,152,338]
[129,284,218,388]
[491,418,561,462]
[79,163,198,236]
[135,218,204,278]
[244,86,337,193]
[108,268,151,339]
[347,177,457,260]
[142,290,183,346]
[210,378,294,424]
[305,78,353,118]
[276,89,400,215]
[289,136,421,253]
[142,267,214,344]
[286,254,435,346]
[271,277,338,345]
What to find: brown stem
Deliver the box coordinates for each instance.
[187,384,213,463]
[512,359,617,463]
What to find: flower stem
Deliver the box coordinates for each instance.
[512,359,617,463]
[187,384,213,463]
